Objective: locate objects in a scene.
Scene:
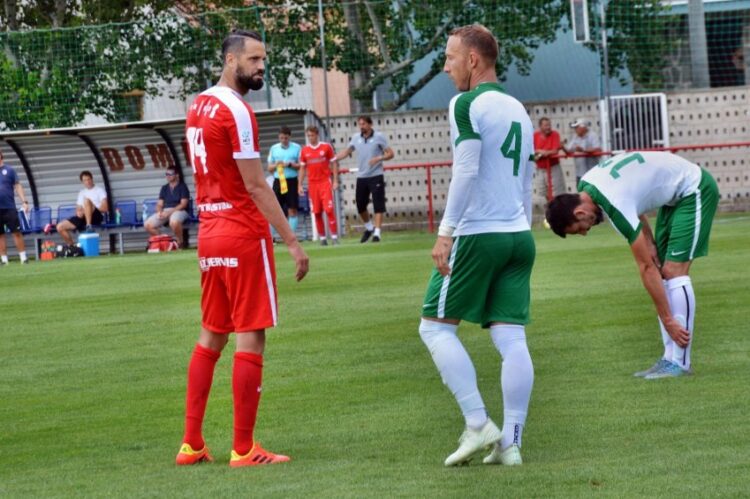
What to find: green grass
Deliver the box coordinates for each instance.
[2,215,750,497]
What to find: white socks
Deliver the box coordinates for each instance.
[657,277,696,369]
[419,319,487,429]
[490,324,534,450]
[373,227,381,237]
[2,253,28,263]
[665,276,695,369]
[364,221,374,231]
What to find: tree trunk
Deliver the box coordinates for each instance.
[4,0,18,30]
[51,0,66,27]
[342,1,368,113]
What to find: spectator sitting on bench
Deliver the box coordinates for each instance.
[144,167,190,248]
[56,170,108,245]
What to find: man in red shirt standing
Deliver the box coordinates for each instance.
[178,29,309,468]
[533,117,566,205]
[298,125,339,246]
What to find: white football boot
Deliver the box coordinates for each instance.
[444,419,502,466]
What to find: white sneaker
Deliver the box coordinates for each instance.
[444,419,502,466]
[483,443,523,466]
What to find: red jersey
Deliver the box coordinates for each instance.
[300,142,336,183]
[185,86,269,240]
[533,129,561,169]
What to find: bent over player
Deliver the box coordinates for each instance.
[546,151,718,379]
[298,125,339,245]
[177,29,309,467]
[419,24,536,467]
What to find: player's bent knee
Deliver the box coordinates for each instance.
[419,318,456,346]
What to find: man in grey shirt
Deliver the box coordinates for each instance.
[565,118,602,183]
[335,115,394,242]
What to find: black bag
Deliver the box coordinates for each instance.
[56,244,85,258]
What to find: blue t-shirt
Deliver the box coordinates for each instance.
[159,182,190,209]
[0,164,19,209]
[267,142,301,179]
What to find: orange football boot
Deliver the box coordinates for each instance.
[229,442,290,468]
[175,443,213,465]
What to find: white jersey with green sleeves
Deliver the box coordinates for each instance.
[578,151,702,243]
[448,82,534,235]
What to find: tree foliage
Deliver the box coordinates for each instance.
[586,0,678,91]
[0,0,680,130]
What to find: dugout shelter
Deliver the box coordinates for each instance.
[0,109,326,256]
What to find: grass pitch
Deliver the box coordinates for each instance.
[2,215,749,497]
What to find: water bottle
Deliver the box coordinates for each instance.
[142,202,148,222]
[115,208,122,225]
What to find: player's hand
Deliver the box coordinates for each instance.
[368,157,380,167]
[332,180,339,191]
[298,185,304,196]
[288,242,309,282]
[431,235,453,276]
[663,317,690,347]
[649,244,661,269]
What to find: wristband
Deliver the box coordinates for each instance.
[437,225,455,237]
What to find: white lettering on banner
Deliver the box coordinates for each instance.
[199,257,239,271]
[198,202,233,212]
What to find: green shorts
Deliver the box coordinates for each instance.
[655,168,719,263]
[422,231,535,327]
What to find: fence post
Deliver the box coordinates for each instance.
[426,165,434,233]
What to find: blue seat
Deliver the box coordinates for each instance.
[187,199,199,223]
[16,209,30,232]
[106,200,138,228]
[28,206,52,232]
[56,204,77,224]
[141,199,158,223]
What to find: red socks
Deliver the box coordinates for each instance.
[327,211,338,236]
[314,212,338,238]
[183,343,221,450]
[232,352,264,456]
[314,213,326,237]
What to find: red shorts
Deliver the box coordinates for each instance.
[198,236,277,333]
[308,181,334,214]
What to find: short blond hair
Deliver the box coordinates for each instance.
[450,24,498,63]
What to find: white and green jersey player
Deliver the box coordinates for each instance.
[422,82,536,326]
[579,151,718,264]
[553,150,719,378]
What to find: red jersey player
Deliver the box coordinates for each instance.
[177,29,309,468]
[298,126,339,245]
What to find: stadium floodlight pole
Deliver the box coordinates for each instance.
[318,0,332,135]
[600,0,613,152]
[318,0,340,238]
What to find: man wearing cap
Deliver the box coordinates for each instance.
[565,118,602,183]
